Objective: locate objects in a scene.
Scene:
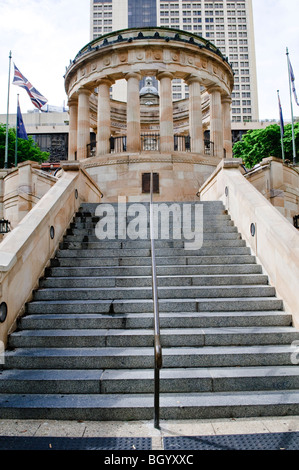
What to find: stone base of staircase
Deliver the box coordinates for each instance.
[1,201,299,421]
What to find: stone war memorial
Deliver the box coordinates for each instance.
[64,27,234,201]
[0,27,299,426]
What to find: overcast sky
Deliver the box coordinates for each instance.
[0,0,298,121]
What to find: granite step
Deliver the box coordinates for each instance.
[4,344,297,370]
[26,297,283,314]
[67,225,239,235]
[8,326,299,349]
[1,366,299,395]
[33,285,276,301]
[63,232,242,244]
[100,366,299,394]
[45,263,264,278]
[55,246,251,258]
[39,273,269,289]
[60,238,246,249]
[1,390,299,421]
[20,311,293,330]
[50,254,257,267]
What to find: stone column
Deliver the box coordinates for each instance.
[222,95,232,158]
[68,98,78,160]
[209,86,224,159]
[17,161,34,221]
[157,72,174,153]
[97,78,113,156]
[77,88,91,160]
[126,72,141,153]
[187,76,204,154]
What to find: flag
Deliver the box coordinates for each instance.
[12,64,48,110]
[277,91,284,136]
[288,55,299,106]
[17,99,28,140]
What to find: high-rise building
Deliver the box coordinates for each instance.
[90,0,259,122]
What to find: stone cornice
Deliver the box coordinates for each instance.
[65,27,234,100]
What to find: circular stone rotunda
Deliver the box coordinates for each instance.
[64,27,234,201]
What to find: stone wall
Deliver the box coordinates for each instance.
[243,157,299,225]
[199,159,299,328]
[0,161,58,230]
[83,152,219,202]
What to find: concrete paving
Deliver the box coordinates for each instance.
[1,416,299,450]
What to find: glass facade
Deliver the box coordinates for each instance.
[128,0,157,28]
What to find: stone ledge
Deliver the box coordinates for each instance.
[60,161,81,172]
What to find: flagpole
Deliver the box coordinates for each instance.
[15,95,19,168]
[4,51,12,169]
[286,47,297,165]
[277,90,285,162]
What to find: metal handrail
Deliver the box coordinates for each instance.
[149,172,162,429]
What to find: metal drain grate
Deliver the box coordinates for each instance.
[164,432,299,451]
[0,436,151,451]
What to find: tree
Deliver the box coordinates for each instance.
[0,123,49,168]
[233,123,299,168]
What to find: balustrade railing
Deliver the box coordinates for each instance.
[110,136,127,153]
[174,135,191,152]
[204,139,214,156]
[141,133,160,152]
[87,141,97,159]
[87,136,216,157]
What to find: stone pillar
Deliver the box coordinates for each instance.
[209,86,224,159]
[187,76,204,154]
[157,72,174,153]
[126,72,141,153]
[97,78,113,156]
[17,162,35,221]
[68,98,78,160]
[77,88,91,160]
[222,95,232,158]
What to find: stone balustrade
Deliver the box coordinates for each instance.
[198,158,299,328]
[0,164,103,346]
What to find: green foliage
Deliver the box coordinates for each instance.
[0,123,49,168]
[233,123,299,168]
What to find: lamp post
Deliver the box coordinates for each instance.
[0,219,11,234]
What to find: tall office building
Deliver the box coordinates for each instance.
[90,0,259,122]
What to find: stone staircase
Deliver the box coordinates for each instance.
[1,201,299,421]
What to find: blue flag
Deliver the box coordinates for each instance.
[278,92,284,136]
[17,101,28,140]
[288,55,299,106]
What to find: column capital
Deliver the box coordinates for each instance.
[207,85,222,95]
[125,71,142,81]
[221,95,232,105]
[96,77,115,87]
[68,97,78,107]
[185,74,203,86]
[78,86,92,96]
[156,71,174,81]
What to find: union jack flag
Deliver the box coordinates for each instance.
[12,64,48,110]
